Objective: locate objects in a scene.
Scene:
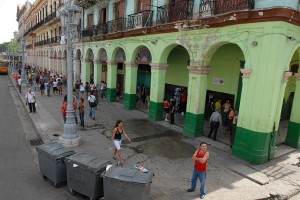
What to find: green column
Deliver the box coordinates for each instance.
[124,62,137,110]
[148,63,168,121]
[286,73,300,148]
[106,61,117,102]
[93,61,102,86]
[232,68,290,164]
[183,67,210,137]
[82,60,91,85]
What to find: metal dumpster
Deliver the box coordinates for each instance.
[36,142,76,187]
[103,164,154,200]
[65,153,111,199]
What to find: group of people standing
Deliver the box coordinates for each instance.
[208,98,238,148]
[163,88,188,124]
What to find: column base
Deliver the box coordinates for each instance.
[148,101,163,121]
[232,127,272,164]
[183,112,204,138]
[106,88,117,102]
[59,136,81,147]
[124,93,136,110]
[285,121,300,149]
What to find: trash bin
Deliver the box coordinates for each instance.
[65,153,111,199]
[36,142,76,187]
[103,164,154,200]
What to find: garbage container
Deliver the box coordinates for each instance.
[36,142,76,187]
[103,164,154,200]
[65,153,111,199]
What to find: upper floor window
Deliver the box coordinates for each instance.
[115,0,125,19]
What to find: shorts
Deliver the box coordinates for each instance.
[164,108,170,113]
[114,139,122,150]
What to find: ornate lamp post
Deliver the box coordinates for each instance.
[59,0,81,147]
[20,37,27,87]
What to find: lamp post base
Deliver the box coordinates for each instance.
[59,136,81,147]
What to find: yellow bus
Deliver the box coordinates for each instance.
[0,60,9,75]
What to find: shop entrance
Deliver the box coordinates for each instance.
[137,64,151,111]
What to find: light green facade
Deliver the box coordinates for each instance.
[81,21,300,164]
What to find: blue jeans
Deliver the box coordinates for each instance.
[191,168,206,196]
[89,107,95,119]
[79,112,84,127]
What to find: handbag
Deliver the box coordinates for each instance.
[89,101,97,107]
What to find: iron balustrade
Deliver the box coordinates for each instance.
[95,23,108,35]
[199,0,255,17]
[107,17,127,33]
[81,27,94,37]
[156,0,194,25]
[127,10,153,30]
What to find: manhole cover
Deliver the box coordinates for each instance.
[29,138,44,146]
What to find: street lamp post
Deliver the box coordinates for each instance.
[59,0,81,147]
[20,37,26,87]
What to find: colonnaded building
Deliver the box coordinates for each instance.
[17,0,300,164]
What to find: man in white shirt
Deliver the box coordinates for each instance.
[25,88,36,113]
[18,76,22,93]
[208,108,222,141]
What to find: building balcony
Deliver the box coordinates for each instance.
[199,0,255,18]
[107,17,127,34]
[156,0,194,25]
[127,10,153,30]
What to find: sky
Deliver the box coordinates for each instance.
[0,0,34,43]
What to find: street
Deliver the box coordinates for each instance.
[0,75,77,200]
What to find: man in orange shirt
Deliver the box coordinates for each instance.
[61,100,67,123]
[187,142,210,199]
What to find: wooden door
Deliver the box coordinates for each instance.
[137,0,151,12]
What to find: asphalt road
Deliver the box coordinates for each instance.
[0,75,79,200]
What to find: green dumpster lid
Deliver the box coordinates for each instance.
[36,142,75,160]
[104,165,154,184]
[65,153,111,173]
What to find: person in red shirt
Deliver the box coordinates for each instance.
[187,142,209,199]
[61,100,67,123]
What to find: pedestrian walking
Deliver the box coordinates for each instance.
[222,100,231,126]
[78,98,86,129]
[169,98,175,125]
[207,108,222,141]
[187,142,209,199]
[230,109,238,148]
[40,80,45,96]
[75,80,80,99]
[25,88,36,113]
[61,99,67,123]
[227,106,235,134]
[111,120,132,165]
[163,97,170,122]
[58,80,63,95]
[88,92,97,120]
[17,76,22,93]
[46,81,51,97]
[79,82,85,98]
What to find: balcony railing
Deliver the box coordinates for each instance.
[127,10,153,30]
[107,17,127,33]
[156,0,194,25]
[199,0,255,17]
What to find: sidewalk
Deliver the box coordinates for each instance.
[10,74,300,200]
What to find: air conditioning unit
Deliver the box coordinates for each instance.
[134,13,143,29]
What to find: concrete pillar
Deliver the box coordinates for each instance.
[183,67,210,137]
[82,59,91,85]
[286,73,300,148]
[93,60,102,86]
[106,61,117,102]
[148,63,168,121]
[124,62,138,110]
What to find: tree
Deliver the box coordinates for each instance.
[7,39,20,68]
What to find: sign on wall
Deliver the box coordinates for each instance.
[212,77,224,85]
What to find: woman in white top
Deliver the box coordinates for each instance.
[79,83,85,98]
[25,88,36,113]
[88,91,97,120]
